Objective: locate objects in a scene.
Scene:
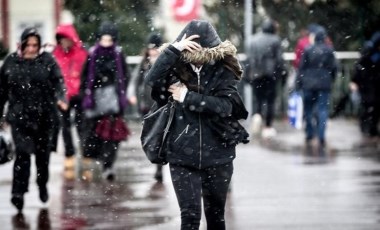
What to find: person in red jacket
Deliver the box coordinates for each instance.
[52,24,88,179]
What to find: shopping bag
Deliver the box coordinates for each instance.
[95,115,130,141]
[288,91,303,129]
[84,85,120,118]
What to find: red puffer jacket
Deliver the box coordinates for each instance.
[52,24,88,100]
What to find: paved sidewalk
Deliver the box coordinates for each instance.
[253,117,376,154]
[1,117,380,230]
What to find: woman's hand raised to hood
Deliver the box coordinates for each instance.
[172,34,202,53]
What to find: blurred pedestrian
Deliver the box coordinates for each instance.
[52,24,88,179]
[294,24,334,70]
[0,27,68,212]
[128,32,165,182]
[129,32,163,116]
[293,24,323,70]
[80,21,131,181]
[145,19,249,230]
[296,27,338,155]
[246,18,287,138]
[350,31,380,139]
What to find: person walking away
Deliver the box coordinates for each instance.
[128,32,165,182]
[0,27,68,212]
[350,31,380,140]
[296,28,338,156]
[246,18,287,138]
[52,24,88,179]
[81,21,130,181]
[293,24,325,71]
[145,20,249,230]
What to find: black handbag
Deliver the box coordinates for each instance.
[140,99,176,164]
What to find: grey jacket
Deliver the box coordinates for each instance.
[246,32,286,81]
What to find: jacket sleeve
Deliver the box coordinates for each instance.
[47,53,67,103]
[295,50,309,90]
[121,52,131,91]
[79,58,90,98]
[328,50,338,80]
[145,45,181,86]
[275,40,287,81]
[145,45,182,105]
[183,71,240,118]
[0,56,10,118]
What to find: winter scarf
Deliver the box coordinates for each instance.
[82,43,127,110]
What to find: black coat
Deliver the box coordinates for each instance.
[352,51,380,105]
[145,44,248,169]
[0,52,65,148]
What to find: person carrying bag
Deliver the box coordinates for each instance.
[141,97,176,165]
[144,20,249,230]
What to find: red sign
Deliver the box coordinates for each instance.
[171,0,201,22]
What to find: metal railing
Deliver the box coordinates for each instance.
[0,51,360,119]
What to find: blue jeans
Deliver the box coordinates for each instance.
[303,90,330,144]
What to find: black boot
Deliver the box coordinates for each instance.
[11,194,24,212]
[39,186,49,203]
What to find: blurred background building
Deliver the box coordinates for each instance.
[0,0,61,52]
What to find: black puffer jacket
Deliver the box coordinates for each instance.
[352,35,380,105]
[145,20,249,169]
[0,51,65,137]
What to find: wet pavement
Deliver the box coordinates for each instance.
[0,117,380,229]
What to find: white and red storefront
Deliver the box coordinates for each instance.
[0,0,61,51]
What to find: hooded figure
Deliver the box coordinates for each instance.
[0,27,67,211]
[145,20,248,230]
[53,24,88,100]
[52,24,88,176]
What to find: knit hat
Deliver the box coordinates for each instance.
[97,21,119,42]
[20,27,41,51]
[175,20,221,48]
[147,32,163,49]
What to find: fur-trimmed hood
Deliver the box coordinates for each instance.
[160,40,243,79]
[160,40,236,63]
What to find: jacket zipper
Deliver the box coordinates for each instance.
[174,124,189,142]
[196,69,202,169]
[191,64,203,169]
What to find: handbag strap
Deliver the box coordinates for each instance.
[158,99,176,155]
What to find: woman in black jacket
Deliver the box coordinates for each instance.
[145,20,249,230]
[0,27,67,212]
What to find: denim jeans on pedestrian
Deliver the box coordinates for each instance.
[303,90,330,144]
[169,163,233,230]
